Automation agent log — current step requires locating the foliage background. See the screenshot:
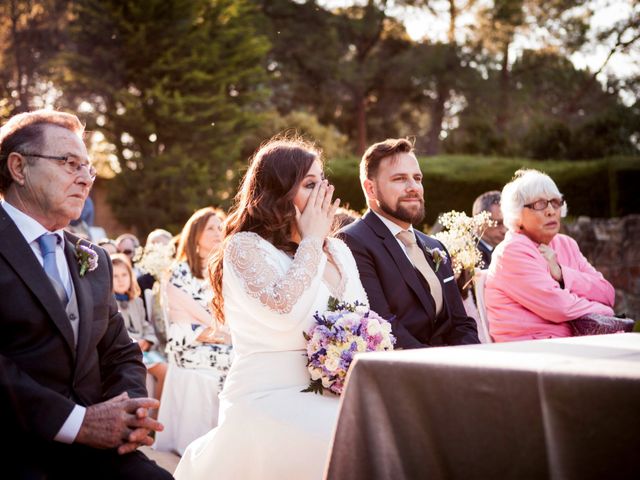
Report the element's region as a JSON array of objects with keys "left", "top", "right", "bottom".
[
  {"left": 327, "top": 155, "right": 639, "bottom": 228},
  {"left": 0, "top": 0, "right": 638, "bottom": 236}
]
